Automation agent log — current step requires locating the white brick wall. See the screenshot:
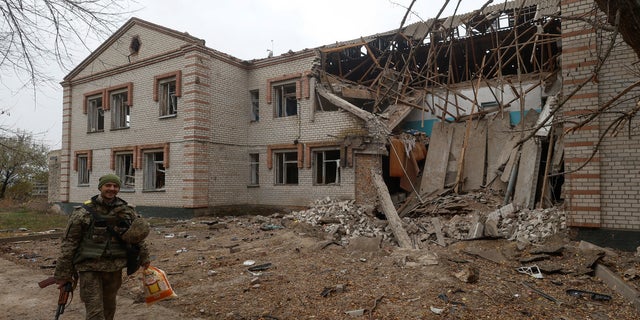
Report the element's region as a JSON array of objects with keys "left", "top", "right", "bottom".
[{"left": 62, "top": 19, "right": 361, "bottom": 209}]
